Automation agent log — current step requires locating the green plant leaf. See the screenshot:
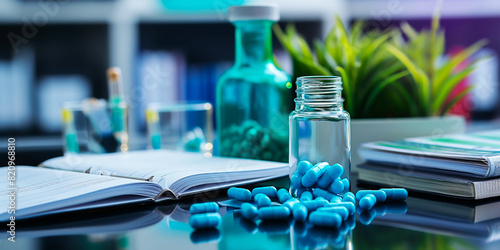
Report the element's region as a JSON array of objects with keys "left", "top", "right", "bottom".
[
  {"left": 292, "top": 57, "right": 331, "bottom": 77},
  {"left": 314, "top": 40, "right": 336, "bottom": 73},
  {"left": 388, "top": 82, "right": 419, "bottom": 117},
  {"left": 386, "top": 44, "right": 430, "bottom": 113},
  {"left": 273, "top": 24, "right": 298, "bottom": 57},
  {"left": 401, "top": 22, "right": 418, "bottom": 40},
  {"left": 434, "top": 40, "right": 487, "bottom": 91},
  {"left": 358, "top": 32, "right": 392, "bottom": 83},
  {"left": 360, "top": 59, "right": 405, "bottom": 100},
  {"left": 350, "top": 21, "right": 364, "bottom": 45},
  {"left": 431, "top": 65, "right": 475, "bottom": 115},
  {"left": 273, "top": 24, "right": 330, "bottom": 78},
  {"left": 336, "top": 66, "right": 353, "bottom": 115},
  {"left": 361, "top": 71, "right": 410, "bottom": 116},
  {"left": 439, "top": 85, "right": 473, "bottom": 116}
]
